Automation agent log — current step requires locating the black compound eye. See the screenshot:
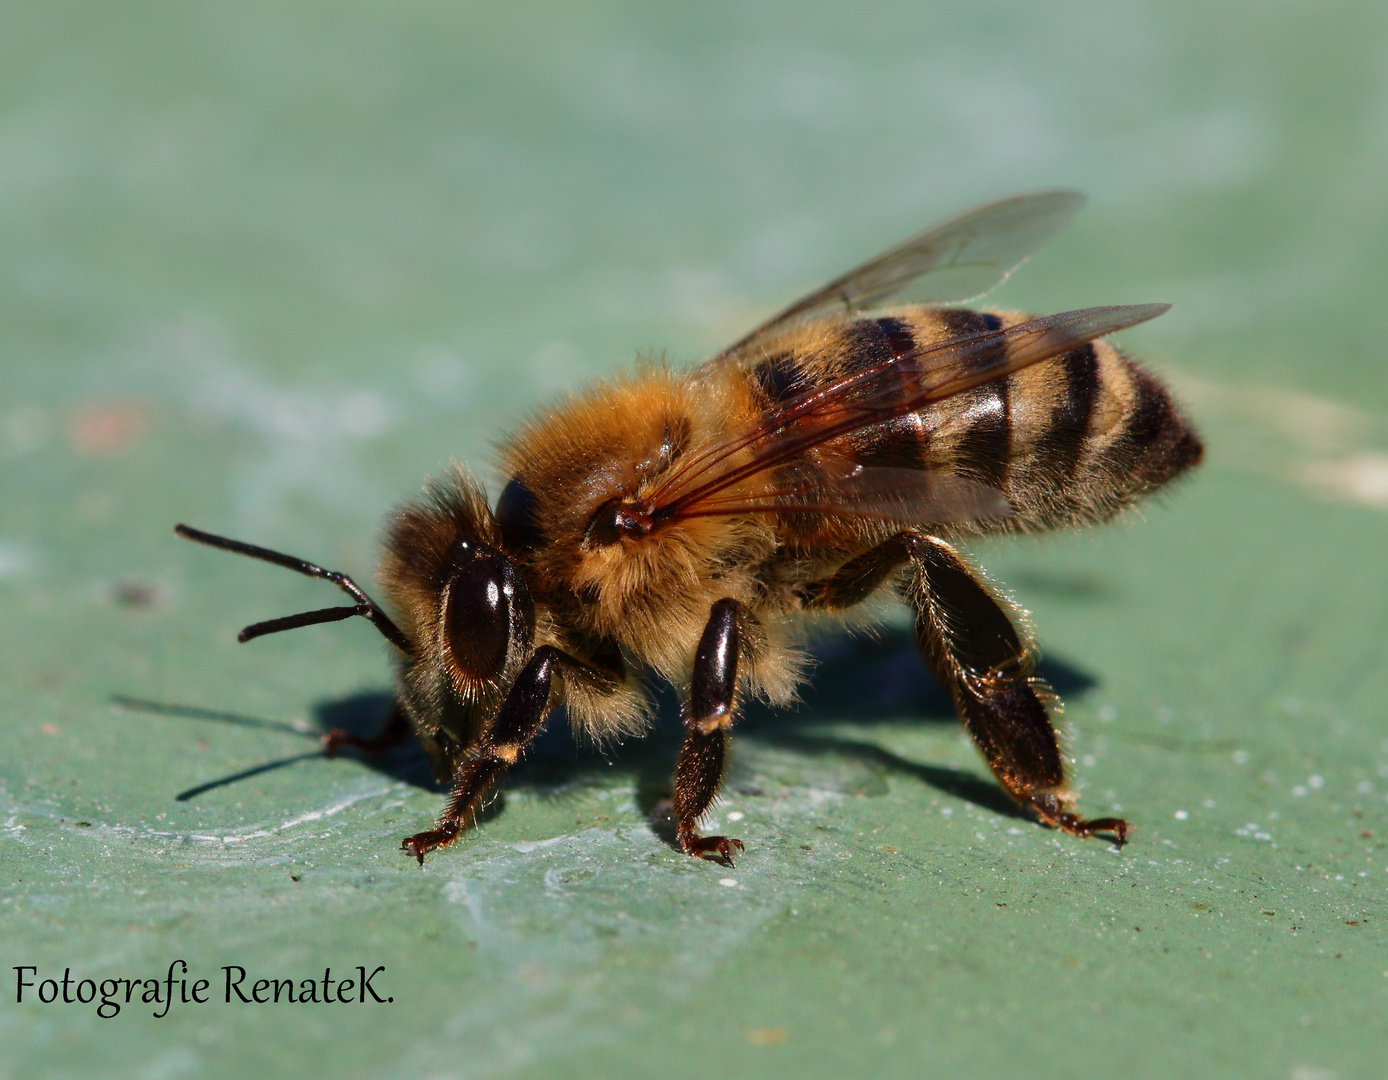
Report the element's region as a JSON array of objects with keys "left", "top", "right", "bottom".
[
  {"left": 444, "top": 554, "right": 513, "bottom": 678},
  {"left": 495, "top": 478, "right": 544, "bottom": 553}
]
